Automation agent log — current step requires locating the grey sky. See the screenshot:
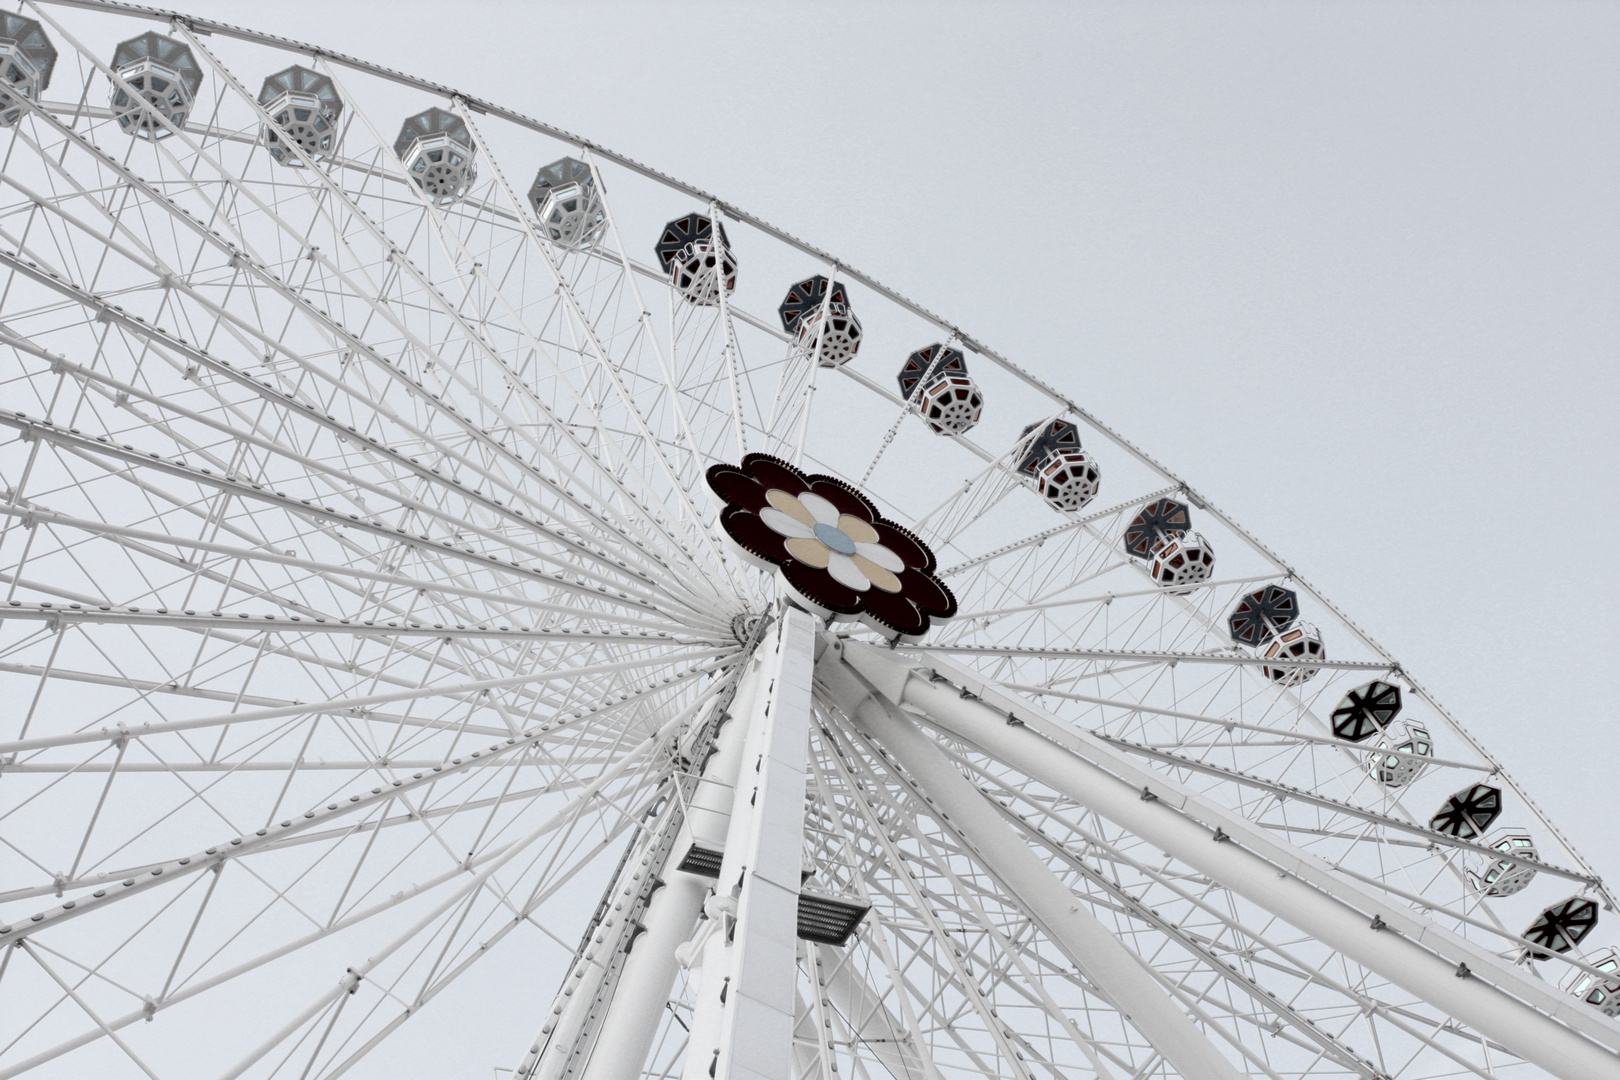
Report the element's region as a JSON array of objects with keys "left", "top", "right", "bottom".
[{"left": 171, "top": 0, "right": 1620, "bottom": 1017}]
